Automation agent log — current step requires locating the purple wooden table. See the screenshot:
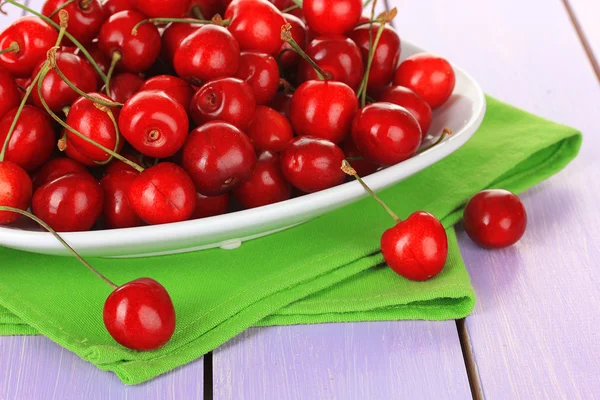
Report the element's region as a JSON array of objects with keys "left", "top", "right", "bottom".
[{"left": 2, "top": 0, "right": 600, "bottom": 399}]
